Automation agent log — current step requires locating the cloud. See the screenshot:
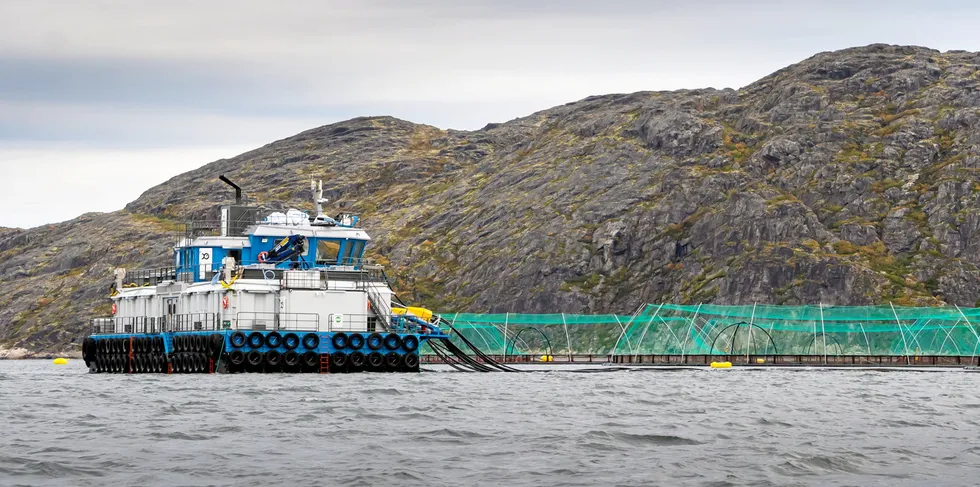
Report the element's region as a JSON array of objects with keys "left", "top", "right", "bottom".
[
  {"left": 0, "top": 145, "right": 252, "bottom": 228},
  {"left": 1, "top": 0, "right": 979, "bottom": 227}
]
